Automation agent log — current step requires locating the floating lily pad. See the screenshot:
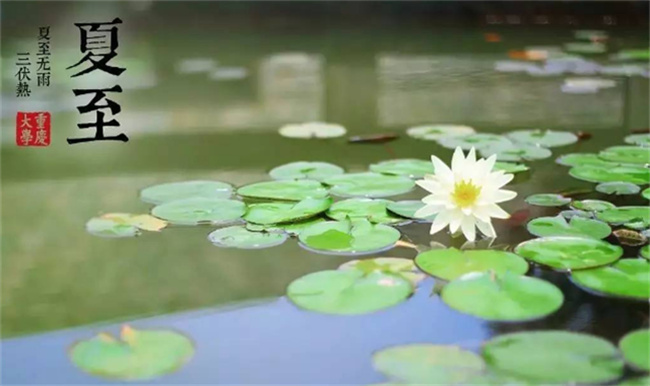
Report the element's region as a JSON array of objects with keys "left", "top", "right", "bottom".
[
  {"left": 140, "top": 180, "right": 233, "bottom": 204},
  {"left": 526, "top": 216, "right": 611, "bottom": 239},
  {"left": 525, "top": 193, "right": 571, "bottom": 207},
  {"left": 571, "top": 258, "right": 650, "bottom": 300},
  {"left": 372, "top": 344, "right": 485, "bottom": 384},
  {"left": 480, "top": 143, "right": 552, "bottom": 162},
  {"left": 482, "top": 331, "right": 624, "bottom": 384},
  {"left": 613, "top": 229, "right": 647, "bottom": 246},
  {"left": 86, "top": 217, "right": 140, "bottom": 238},
  {"left": 406, "top": 124, "right": 475, "bottom": 141},
  {"left": 438, "top": 133, "right": 512, "bottom": 151},
  {"left": 100, "top": 213, "right": 168, "bottom": 232},
  {"left": 619, "top": 329, "right": 650, "bottom": 371},
  {"left": 596, "top": 206, "right": 650, "bottom": 228},
  {"left": 245, "top": 217, "right": 326, "bottom": 236},
  {"left": 506, "top": 129, "right": 578, "bottom": 148},
  {"left": 244, "top": 197, "right": 331, "bottom": 225},
  {"left": 369, "top": 159, "right": 434, "bottom": 179},
  {"left": 493, "top": 162, "right": 530, "bottom": 174},
  {"left": 237, "top": 180, "right": 329, "bottom": 201},
  {"left": 574, "top": 29, "right": 608, "bottom": 40},
  {"left": 322, "top": 172, "right": 414, "bottom": 198},
  {"left": 339, "top": 257, "right": 426, "bottom": 286},
  {"left": 298, "top": 219, "right": 401, "bottom": 256},
  {"left": 625, "top": 134, "right": 650, "bottom": 147},
  {"left": 599, "top": 146, "right": 650, "bottom": 165},
  {"left": 415, "top": 248, "right": 528, "bottom": 281},
  {"left": 596, "top": 182, "right": 642, "bottom": 195},
  {"left": 441, "top": 272, "right": 563, "bottom": 321},
  {"left": 569, "top": 164, "right": 650, "bottom": 185},
  {"left": 643, "top": 187, "right": 650, "bottom": 200},
  {"left": 514, "top": 236, "right": 622, "bottom": 271},
  {"left": 387, "top": 200, "right": 436, "bottom": 222},
  {"left": 571, "top": 199, "right": 616, "bottom": 212},
  {"left": 69, "top": 326, "right": 194, "bottom": 380},
  {"left": 556, "top": 153, "right": 617, "bottom": 168},
  {"left": 564, "top": 42, "right": 607, "bottom": 54},
  {"left": 208, "top": 225, "right": 287, "bottom": 249},
  {"left": 641, "top": 245, "right": 649, "bottom": 260},
  {"left": 278, "top": 122, "right": 346, "bottom": 139},
  {"left": 151, "top": 198, "right": 245, "bottom": 226},
  {"left": 617, "top": 376, "right": 650, "bottom": 386},
  {"left": 286, "top": 270, "right": 412, "bottom": 315},
  {"left": 326, "top": 198, "right": 404, "bottom": 225},
  {"left": 269, "top": 161, "right": 344, "bottom": 181}
]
